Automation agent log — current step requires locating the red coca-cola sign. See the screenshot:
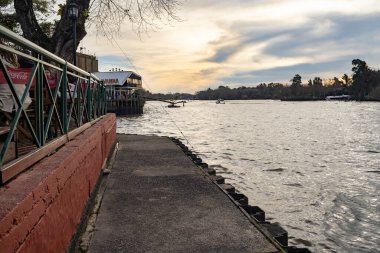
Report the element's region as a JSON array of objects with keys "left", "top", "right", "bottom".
[
  {"left": 10, "top": 70, "right": 29, "bottom": 80},
  {"left": 0, "top": 67, "right": 35, "bottom": 85},
  {"left": 0, "top": 67, "right": 60, "bottom": 87}
]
